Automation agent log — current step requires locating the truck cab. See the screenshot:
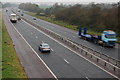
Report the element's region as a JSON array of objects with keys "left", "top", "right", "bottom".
[
  {"left": 101, "top": 30, "right": 117, "bottom": 47},
  {"left": 10, "top": 14, "right": 17, "bottom": 23}
]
